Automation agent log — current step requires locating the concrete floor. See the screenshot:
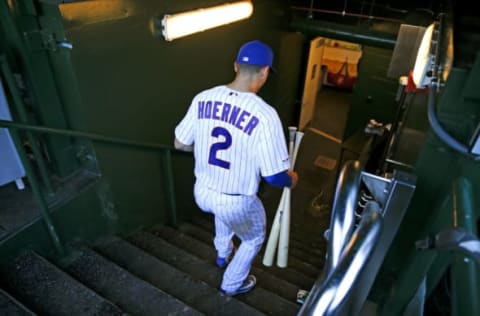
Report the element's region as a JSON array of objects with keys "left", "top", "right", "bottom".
[
  {"left": 0, "top": 181, "right": 38, "bottom": 240},
  {"left": 0, "top": 170, "right": 98, "bottom": 240},
  {"left": 254, "top": 85, "right": 359, "bottom": 295},
  {"left": 261, "top": 85, "right": 353, "bottom": 232}
]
